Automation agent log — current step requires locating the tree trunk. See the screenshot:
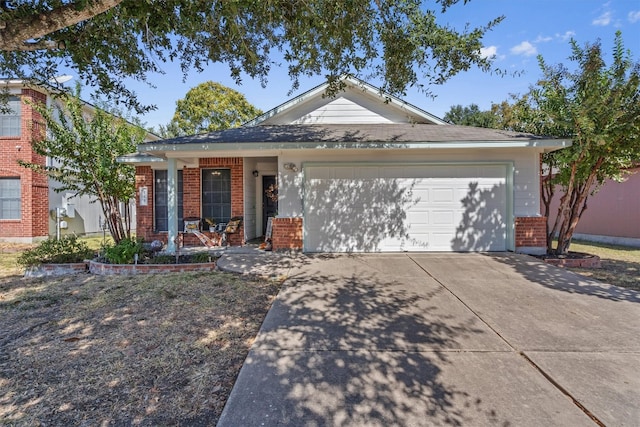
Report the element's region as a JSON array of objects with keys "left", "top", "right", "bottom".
[
  {"left": 554, "top": 158, "right": 604, "bottom": 254},
  {"left": 0, "top": 0, "right": 124, "bottom": 51},
  {"left": 540, "top": 171, "right": 555, "bottom": 254}
]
